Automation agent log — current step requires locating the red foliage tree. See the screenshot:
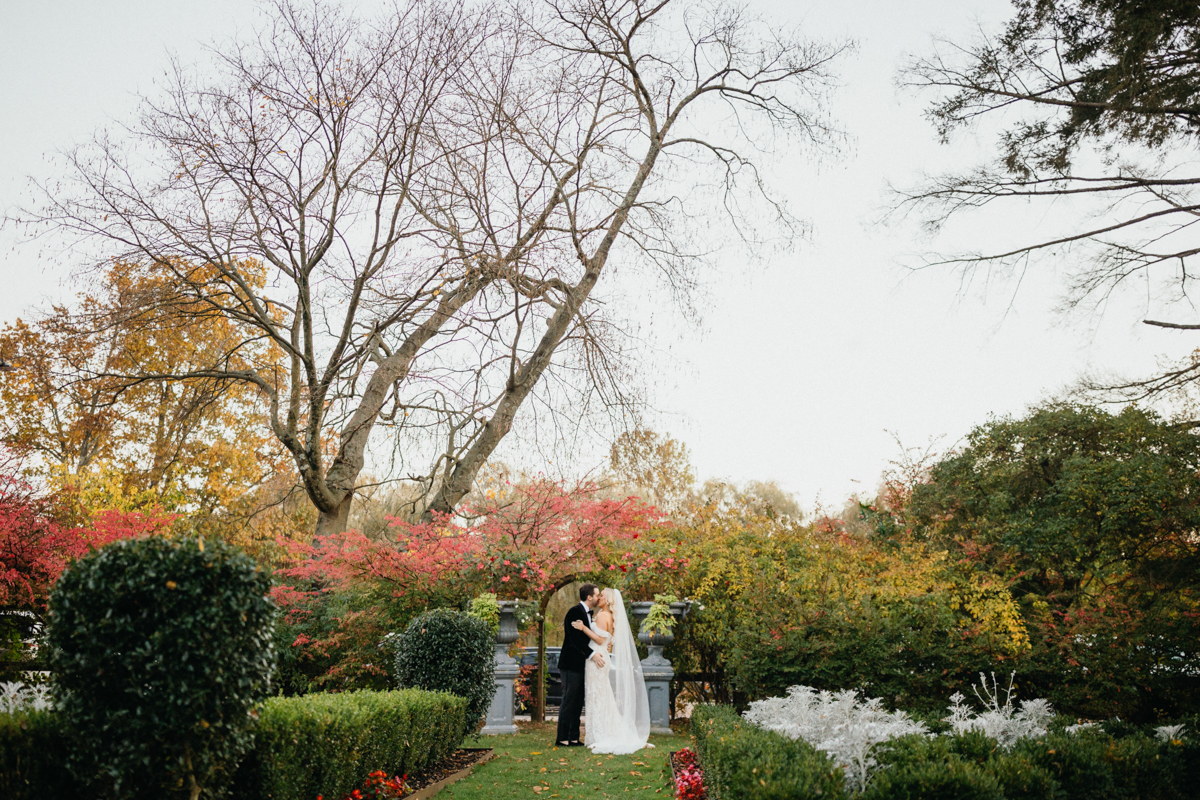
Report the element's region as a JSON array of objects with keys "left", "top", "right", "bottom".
[
  {"left": 0, "top": 469, "right": 174, "bottom": 668},
  {"left": 272, "top": 478, "right": 661, "bottom": 709},
  {"left": 456, "top": 478, "right": 662, "bottom": 720}
]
